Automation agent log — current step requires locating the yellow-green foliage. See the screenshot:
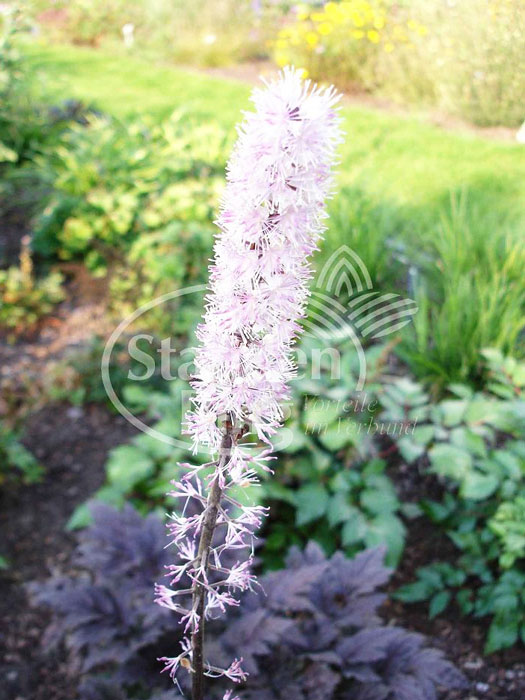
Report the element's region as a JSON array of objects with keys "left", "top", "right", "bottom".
[
  {"left": 407, "top": 0, "right": 525, "bottom": 126},
  {"left": 0, "top": 237, "right": 64, "bottom": 336}
]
